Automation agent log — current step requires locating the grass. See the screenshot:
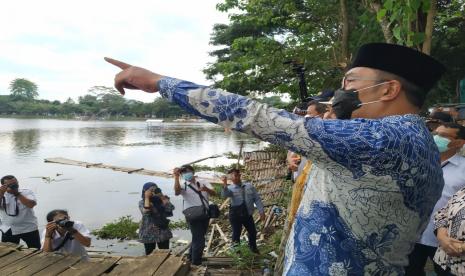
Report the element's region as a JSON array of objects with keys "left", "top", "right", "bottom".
[
  {"left": 92, "top": 215, "right": 139, "bottom": 240},
  {"left": 92, "top": 215, "right": 190, "bottom": 240},
  {"left": 226, "top": 240, "right": 277, "bottom": 271}
]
